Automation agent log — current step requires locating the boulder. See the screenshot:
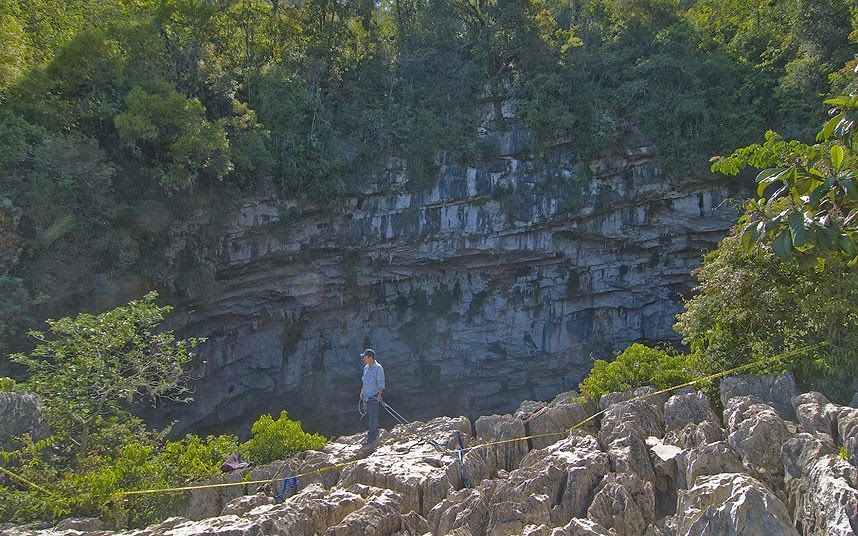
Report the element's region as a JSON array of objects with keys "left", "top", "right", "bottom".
[
  {"left": 684, "top": 441, "right": 744, "bottom": 488},
  {"left": 501, "top": 432, "right": 611, "bottom": 528},
  {"left": 598, "top": 394, "right": 665, "bottom": 484},
  {"left": 221, "top": 493, "right": 275, "bottom": 516},
  {"left": 183, "top": 466, "right": 254, "bottom": 520},
  {"left": 323, "top": 487, "right": 404, "bottom": 536},
  {"left": 0, "top": 391, "right": 50, "bottom": 452},
  {"left": 723, "top": 396, "right": 795, "bottom": 492},
  {"left": 644, "top": 436, "right": 682, "bottom": 517},
  {"left": 599, "top": 387, "right": 669, "bottom": 415},
  {"left": 836, "top": 405, "right": 858, "bottom": 467},
  {"left": 663, "top": 391, "right": 720, "bottom": 433},
  {"left": 518, "top": 399, "right": 592, "bottom": 450},
  {"left": 426, "top": 483, "right": 492, "bottom": 536},
  {"left": 600, "top": 397, "right": 665, "bottom": 446},
  {"left": 671, "top": 473, "right": 799, "bottom": 536},
  {"left": 662, "top": 419, "right": 725, "bottom": 449},
  {"left": 549, "top": 518, "right": 613, "bottom": 535},
  {"left": 586, "top": 473, "right": 654, "bottom": 536},
  {"left": 485, "top": 492, "right": 553, "bottom": 535},
  {"left": 793, "top": 391, "right": 858, "bottom": 467},
  {"left": 474, "top": 413, "right": 529, "bottom": 473},
  {"left": 792, "top": 391, "right": 839, "bottom": 439},
  {"left": 720, "top": 373, "right": 797, "bottom": 422},
  {"left": 782, "top": 433, "right": 858, "bottom": 536}
]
